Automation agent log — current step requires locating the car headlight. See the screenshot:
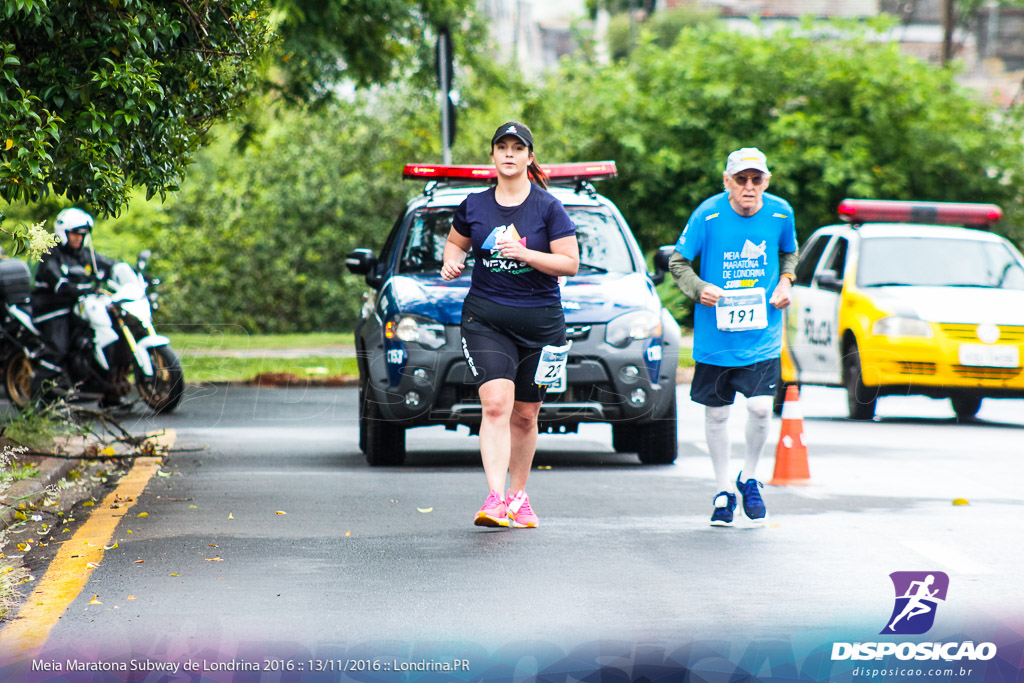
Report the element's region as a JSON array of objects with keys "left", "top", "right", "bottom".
[
  {"left": 605, "top": 310, "right": 662, "bottom": 348},
  {"left": 872, "top": 316, "right": 933, "bottom": 338},
  {"left": 385, "top": 315, "right": 447, "bottom": 349}
]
